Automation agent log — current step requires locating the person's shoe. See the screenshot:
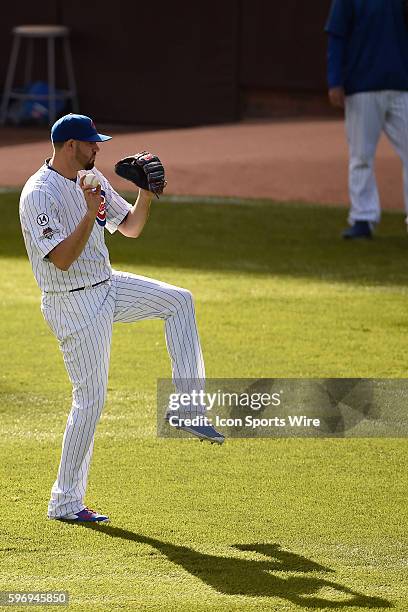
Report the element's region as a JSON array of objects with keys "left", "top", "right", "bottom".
[
  {"left": 342, "top": 221, "right": 373, "bottom": 239},
  {"left": 183, "top": 422, "right": 225, "bottom": 445},
  {"left": 166, "top": 411, "right": 225, "bottom": 445},
  {"left": 51, "top": 507, "right": 110, "bottom": 523}
]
